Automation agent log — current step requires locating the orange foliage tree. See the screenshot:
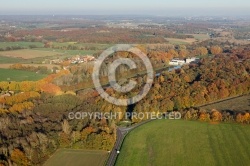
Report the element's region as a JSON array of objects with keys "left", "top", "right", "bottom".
[
  {"left": 10, "top": 149, "right": 30, "bottom": 166},
  {"left": 211, "top": 109, "right": 222, "bottom": 122},
  {"left": 199, "top": 112, "right": 210, "bottom": 122},
  {"left": 168, "top": 49, "right": 179, "bottom": 57},
  {"left": 40, "top": 83, "right": 61, "bottom": 94},
  {"left": 210, "top": 46, "right": 223, "bottom": 55}
]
